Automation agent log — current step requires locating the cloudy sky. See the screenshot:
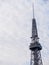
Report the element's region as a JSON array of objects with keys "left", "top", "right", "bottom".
[{"left": 0, "top": 0, "right": 49, "bottom": 65}]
